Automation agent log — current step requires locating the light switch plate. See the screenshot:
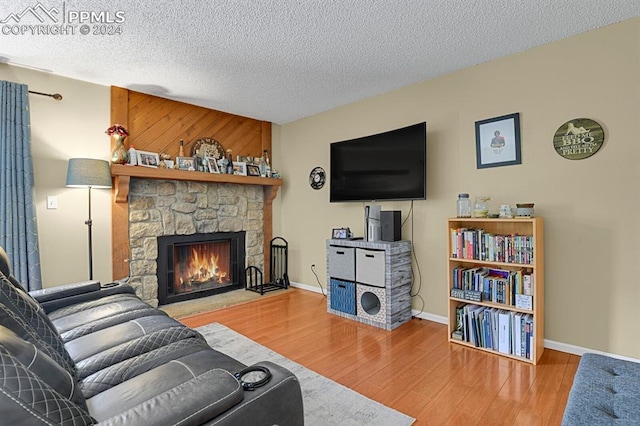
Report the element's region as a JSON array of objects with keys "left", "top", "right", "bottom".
[{"left": 46, "top": 196, "right": 58, "bottom": 209}]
